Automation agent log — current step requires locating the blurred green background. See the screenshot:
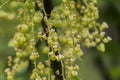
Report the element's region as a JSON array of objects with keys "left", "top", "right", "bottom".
[{"left": 0, "top": 0, "right": 120, "bottom": 80}]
